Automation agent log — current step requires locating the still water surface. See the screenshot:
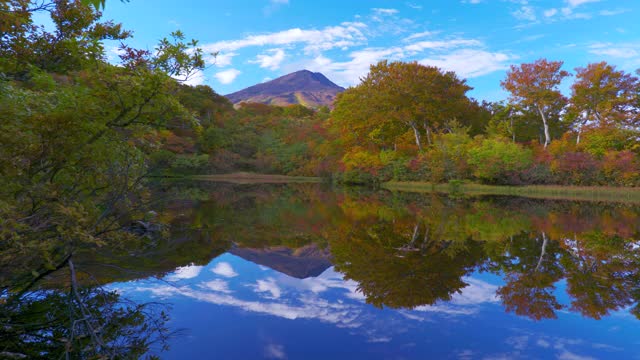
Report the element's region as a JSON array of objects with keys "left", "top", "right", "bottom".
[{"left": 114, "top": 183, "right": 640, "bottom": 359}]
